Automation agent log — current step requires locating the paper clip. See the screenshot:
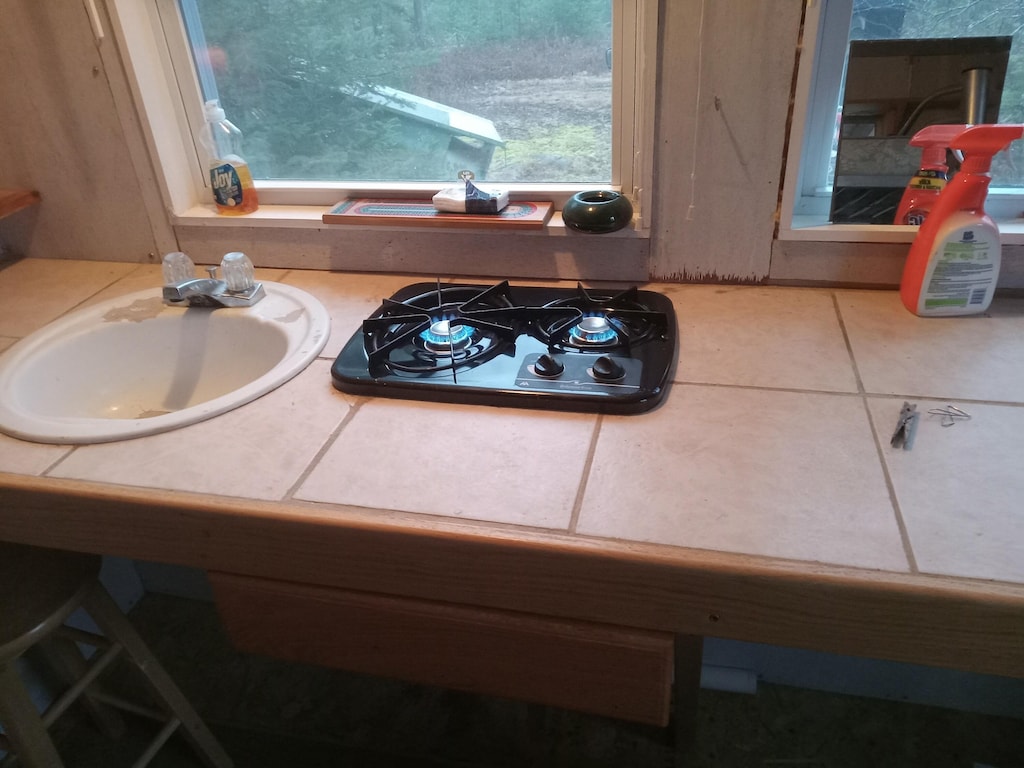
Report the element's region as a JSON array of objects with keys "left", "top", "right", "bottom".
[{"left": 927, "top": 405, "right": 971, "bottom": 428}]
